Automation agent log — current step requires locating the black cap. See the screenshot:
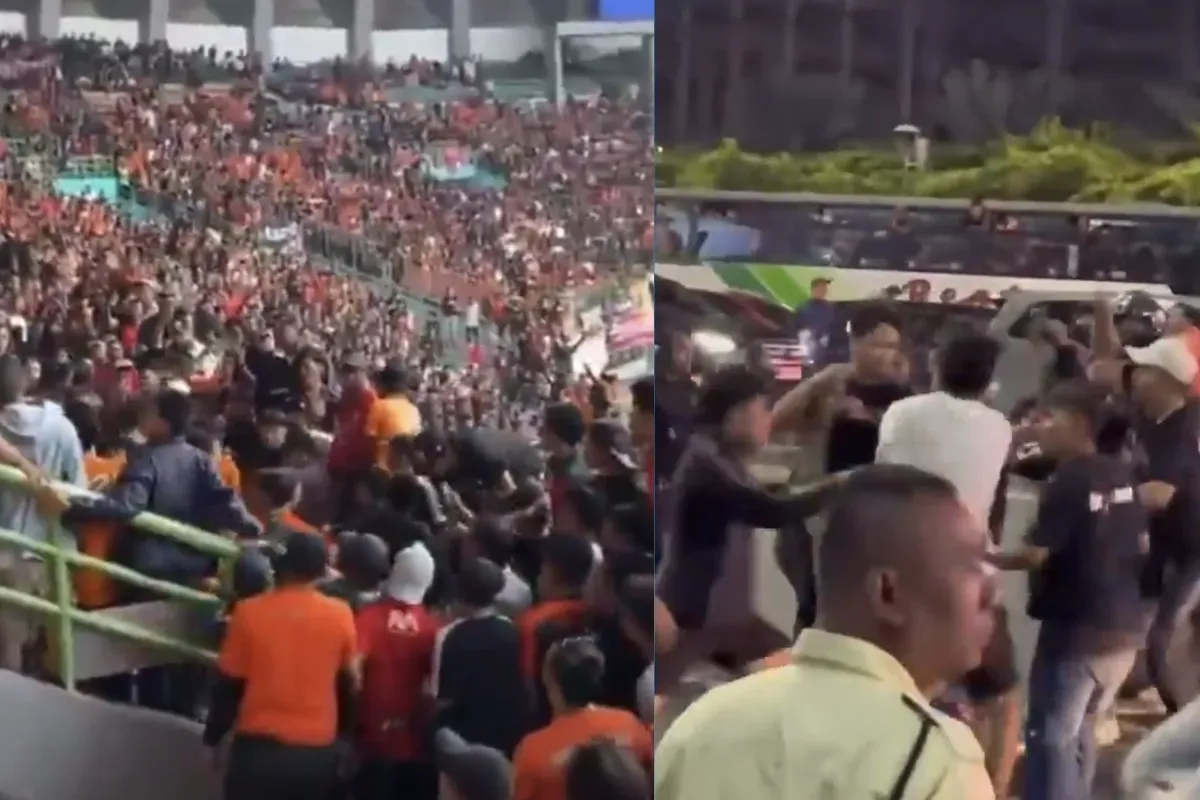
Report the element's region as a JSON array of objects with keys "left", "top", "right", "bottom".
[
  {"left": 586, "top": 419, "right": 638, "bottom": 470},
  {"left": 274, "top": 531, "right": 328, "bottom": 582},
  {"left": 336, "top": 532, "right": 391, "bottom": 584},
  {"left": 811, "top": 276, "right": 832, "bottom": 287},
  {"left": 377, "top": 358, "right": 408, "bottom": 392},
  {"left": 543, "top": 402, "right": 585, "bottom": 447},
  {"left": 458, "top": 557, "right": 506, "bottom": 608},
  {"left": 230, "top": 548, "right": 273, "bottom": 600},
  {"left": 434, "top": 728, "right": 512, "bottom": 800}
]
